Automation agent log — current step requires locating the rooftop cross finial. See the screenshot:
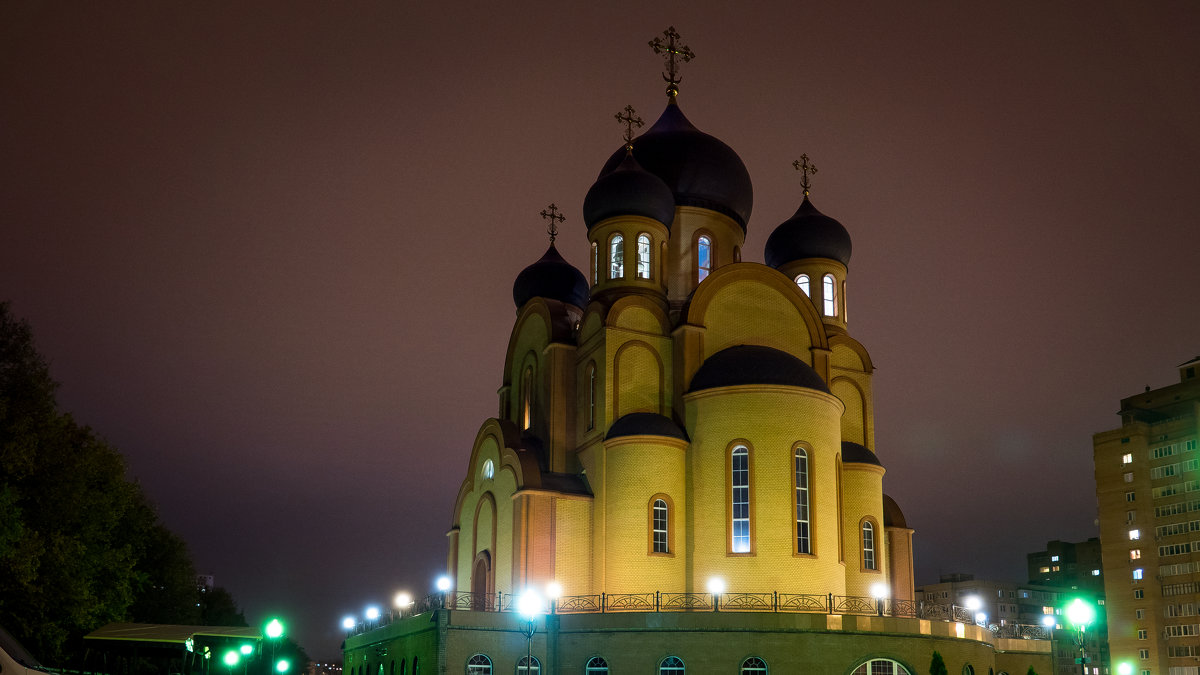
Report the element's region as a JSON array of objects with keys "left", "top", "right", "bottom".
[
  {"left": 792, "top": 154, "right": 818, "bottom": 197},
  {"left": 539, "top": 203, "right": 565, "bottom": 243},
  {"left": 615, "top": 105, "right": 644, "bottom": 147},
  {"left": 649, "top": 26, "right": 694, "bottom": 99}
]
